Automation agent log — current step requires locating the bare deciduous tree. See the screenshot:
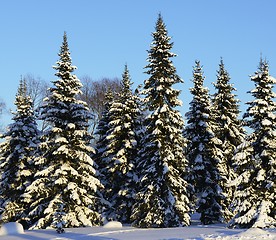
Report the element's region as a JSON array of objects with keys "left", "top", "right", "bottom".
[
  {"left": 79, "top": 76, "right": 122, "bottom": 134},
  {"left": 21, "top": 74, "right": 121, "bottom": 134},
  {"left": 0, "top": 99, "right": 6, "bottom": 132},
  {"left": 24, "top": 74, "right": 50, "bottom": 110},
  {"left": 23, "top": 74, "right": 50, "bottom": 131},
  {"left": 0, "top": 100, "right": 5, "bottom": 116}
]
